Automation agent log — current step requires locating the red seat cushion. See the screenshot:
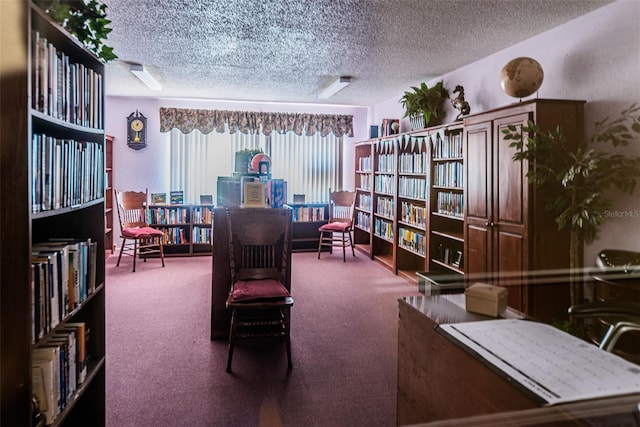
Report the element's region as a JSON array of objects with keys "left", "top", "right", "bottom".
[
  {"left": 122, "top": 226, "right": 164, "bottom": 238},
  {"left": 230, "top": 279, "right": 290, "bottom": 302},
  {"left": 319, "top": 221, "right": 352, "bottom": 232}
]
